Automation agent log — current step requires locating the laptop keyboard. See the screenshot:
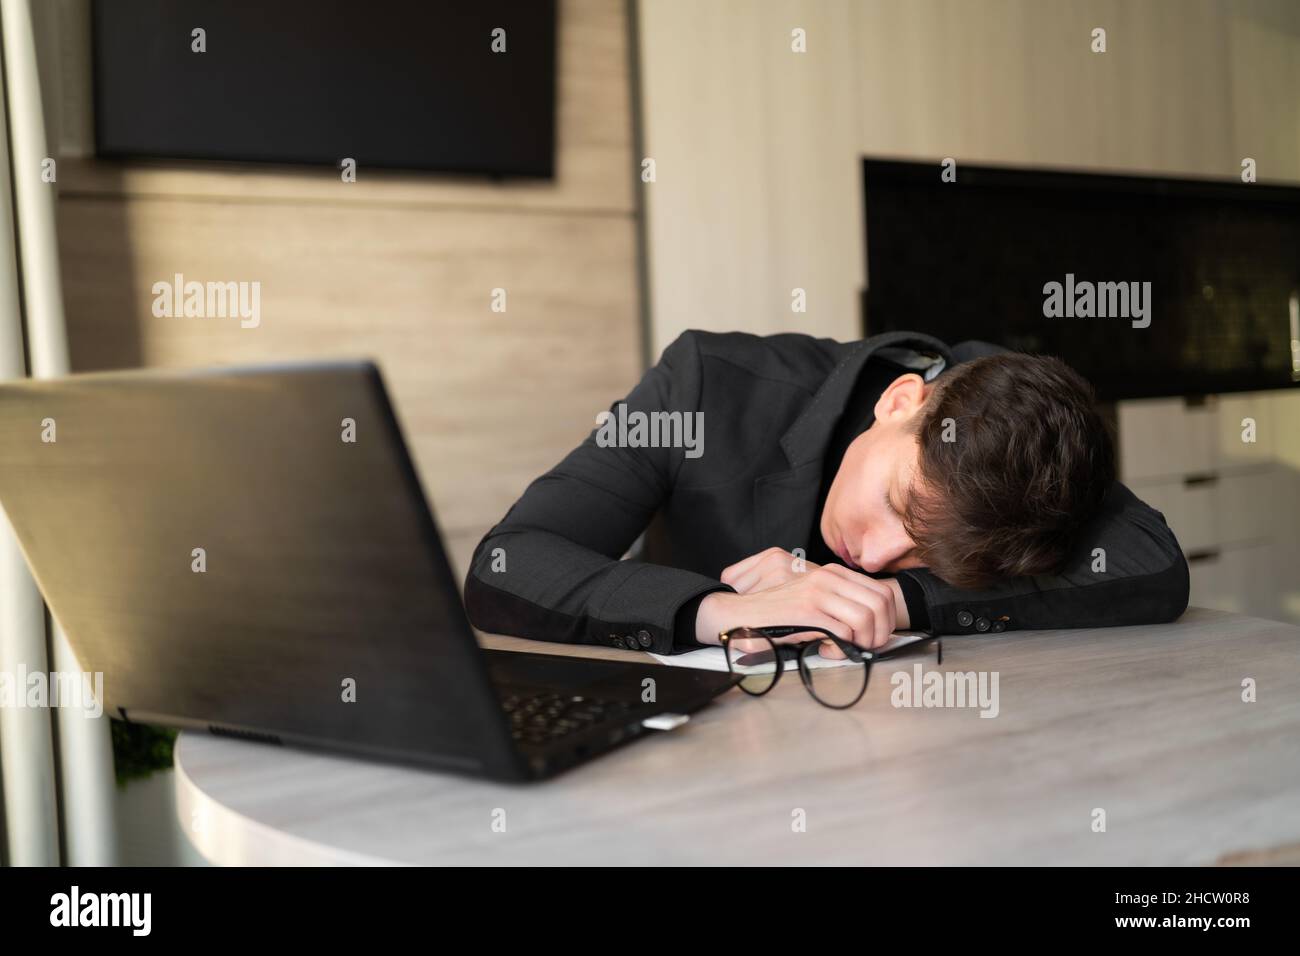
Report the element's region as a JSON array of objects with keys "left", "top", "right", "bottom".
[{"left": 499, "top": 690, "right": 633, "bottom": 746}]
